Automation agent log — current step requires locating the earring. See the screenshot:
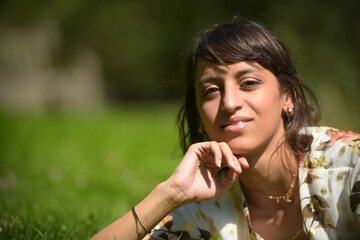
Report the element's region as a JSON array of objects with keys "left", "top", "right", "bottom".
[{"left": 286, "top": 107, "right": 295, "bottom": 117}]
